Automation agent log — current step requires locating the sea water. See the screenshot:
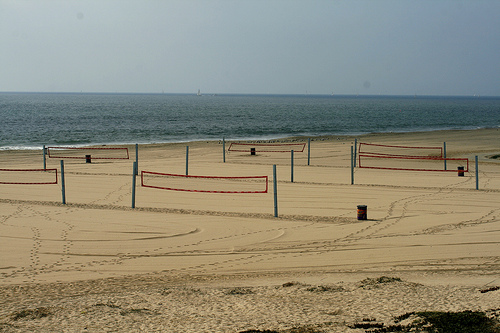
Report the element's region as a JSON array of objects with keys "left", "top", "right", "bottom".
[{"left": 1, "top": 92, "right": 499, "bottom": 150}]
